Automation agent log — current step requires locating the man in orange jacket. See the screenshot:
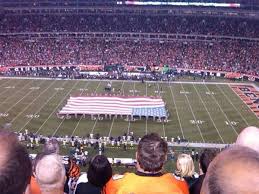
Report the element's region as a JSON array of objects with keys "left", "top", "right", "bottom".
[{"left": 105, "top": 133, "right": 189, "bottom": 194}]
